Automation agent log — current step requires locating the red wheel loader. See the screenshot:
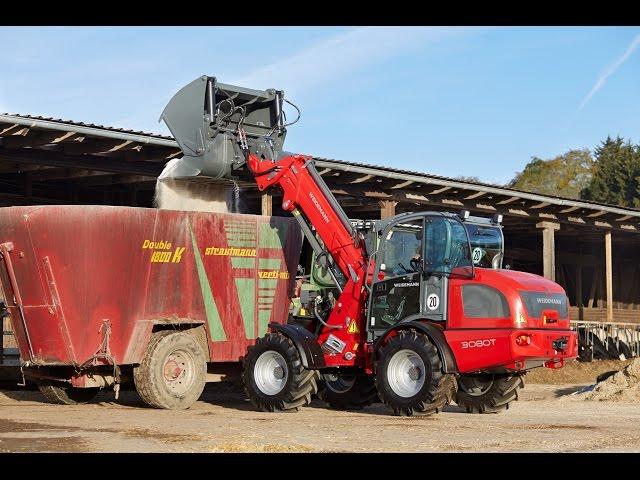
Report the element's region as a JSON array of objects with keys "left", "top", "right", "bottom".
[{"left": 160, "top": 76, "right": 578, "bottom": 416}]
